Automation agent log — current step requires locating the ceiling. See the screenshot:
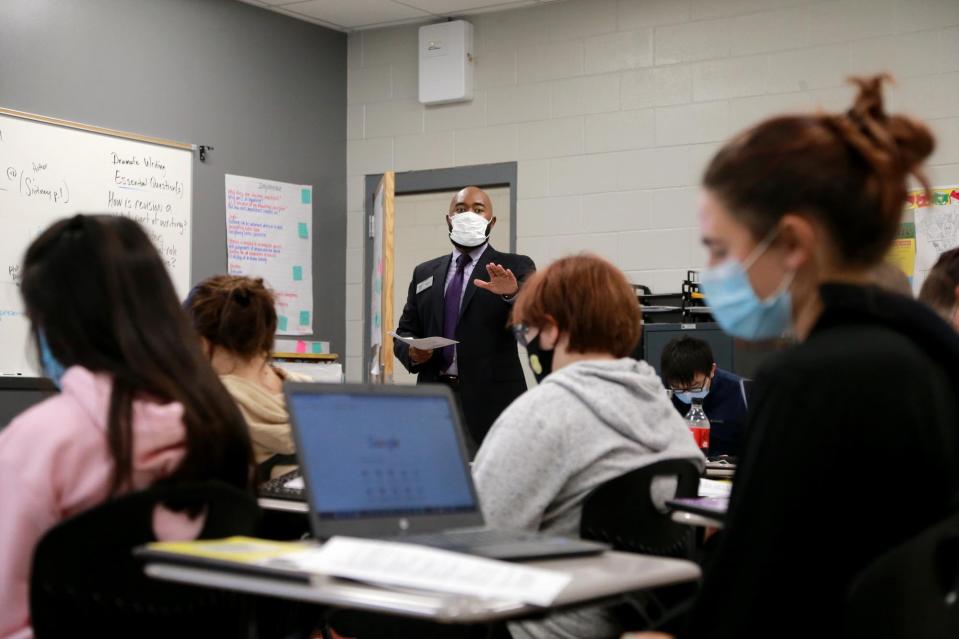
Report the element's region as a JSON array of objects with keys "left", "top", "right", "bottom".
[{"left": 236, "top": 0, "right": 560, "bottom": 32}]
